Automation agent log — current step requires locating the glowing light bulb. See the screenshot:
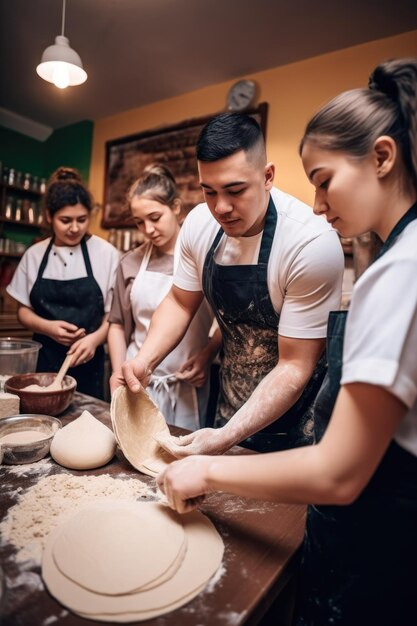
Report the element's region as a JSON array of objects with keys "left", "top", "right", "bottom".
[{"left": 52, "top": 63, "right": 70, "bottom": 89}]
